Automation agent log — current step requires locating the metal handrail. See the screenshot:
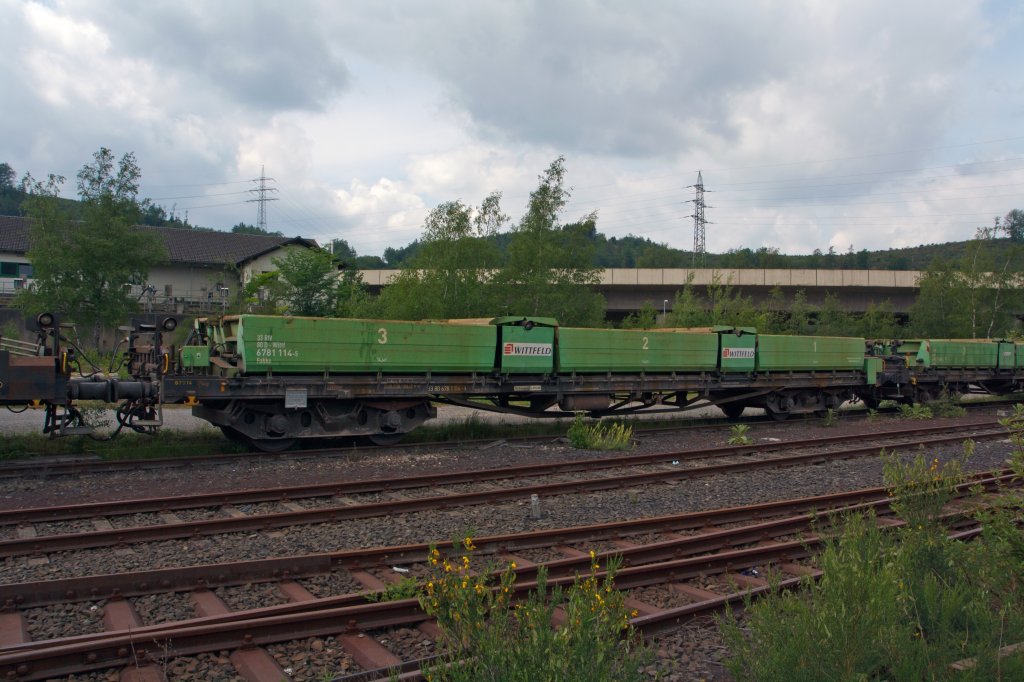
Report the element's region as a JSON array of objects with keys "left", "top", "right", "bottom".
[{"left": 0, "top": 336, "right": 43, "bottom": 357}]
